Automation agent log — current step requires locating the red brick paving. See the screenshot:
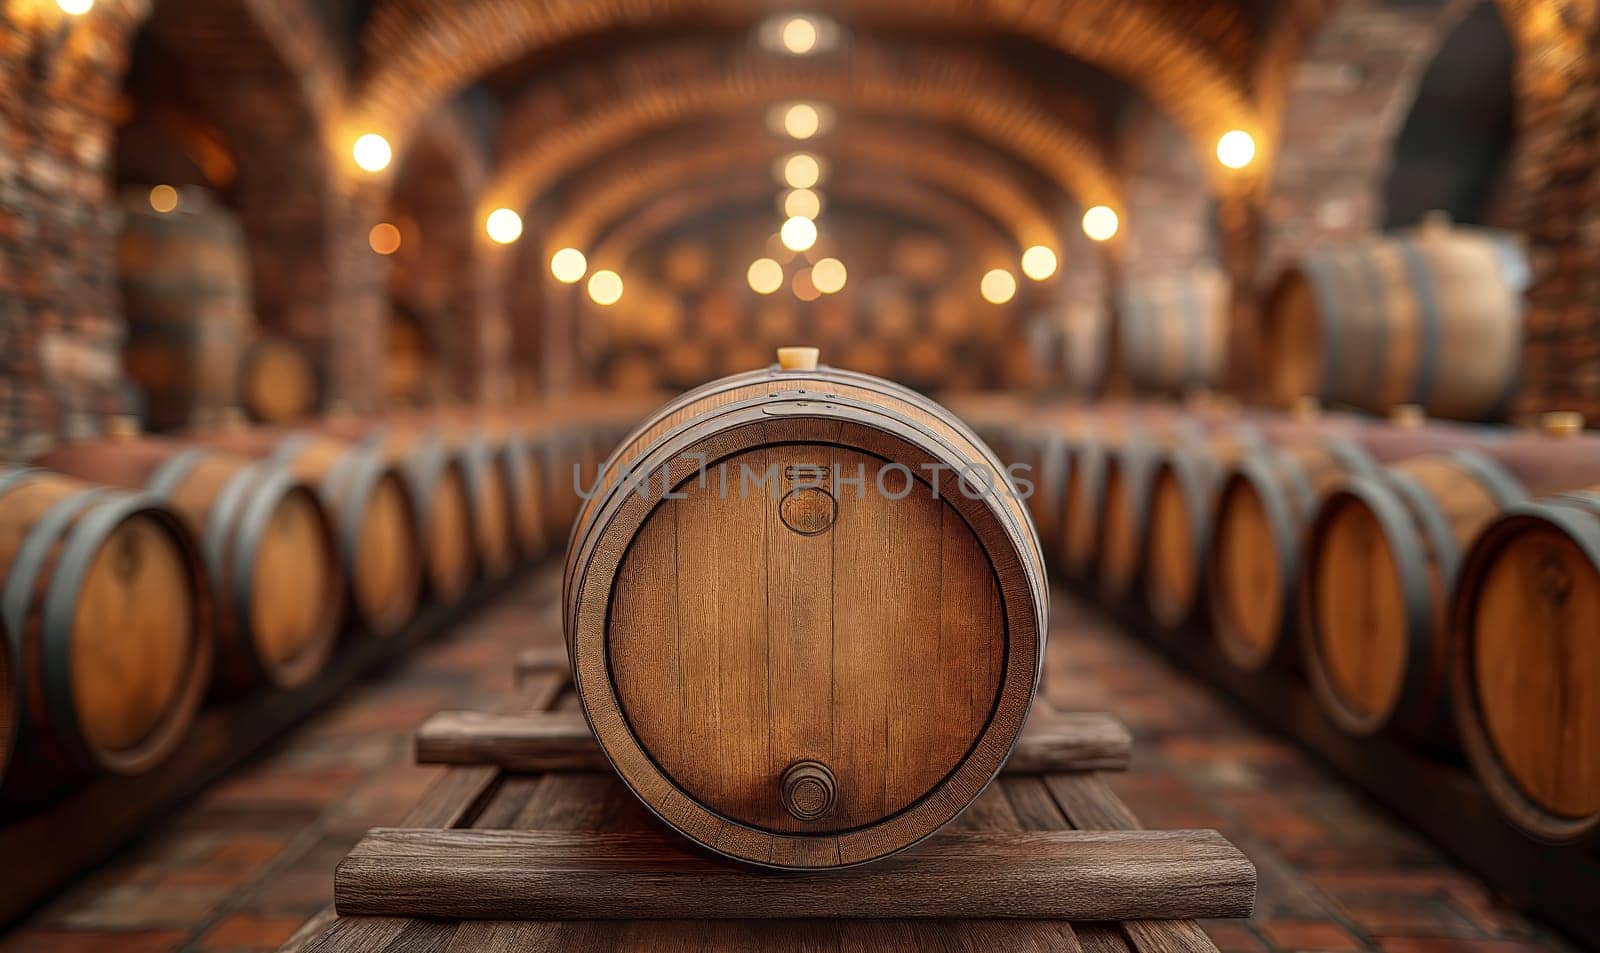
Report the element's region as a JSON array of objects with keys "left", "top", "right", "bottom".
[{"left": 0, "top": 568, "right": 1578, "bottom": 952}]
